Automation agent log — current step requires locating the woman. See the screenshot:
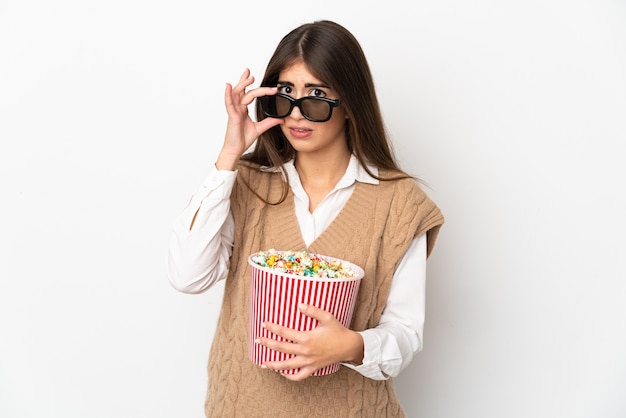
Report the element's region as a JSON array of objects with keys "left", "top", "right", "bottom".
[{"left": 168, "top": 19, "right": 444, "bottom": 418}]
